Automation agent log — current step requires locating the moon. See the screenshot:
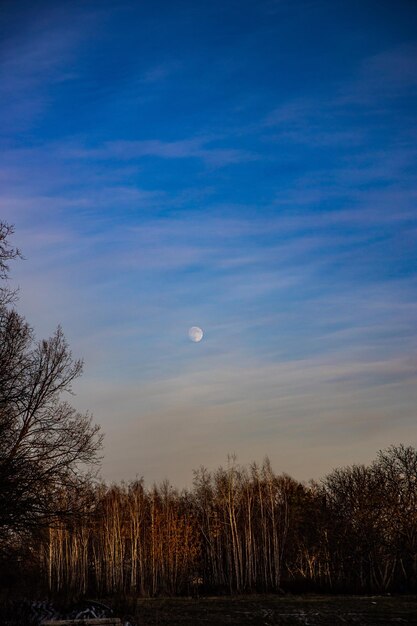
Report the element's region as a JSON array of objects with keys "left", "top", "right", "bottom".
[{"left": 188, "top": 326, "right": 204, "bottom": 343}]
